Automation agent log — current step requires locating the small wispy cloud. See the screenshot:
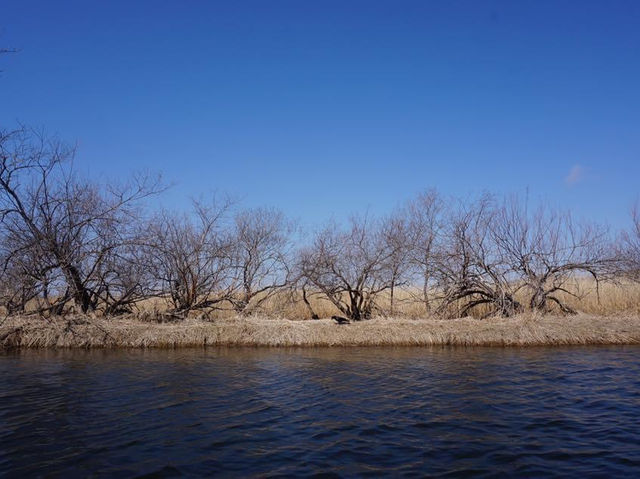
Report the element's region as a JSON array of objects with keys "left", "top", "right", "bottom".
[{"left": 565, "top": 164, "right": 586, "bottom": 186}]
